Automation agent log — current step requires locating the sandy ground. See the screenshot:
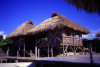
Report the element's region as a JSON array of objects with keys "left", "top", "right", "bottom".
[
  {"left": 0, "top": 54, "right": 100, "bottom": 67},
  {"left": 38, "top": 54, "right": 100, "bottom": 64},
  {"left": 0, "top": 62, "right": 35, "bottom": 67}
]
